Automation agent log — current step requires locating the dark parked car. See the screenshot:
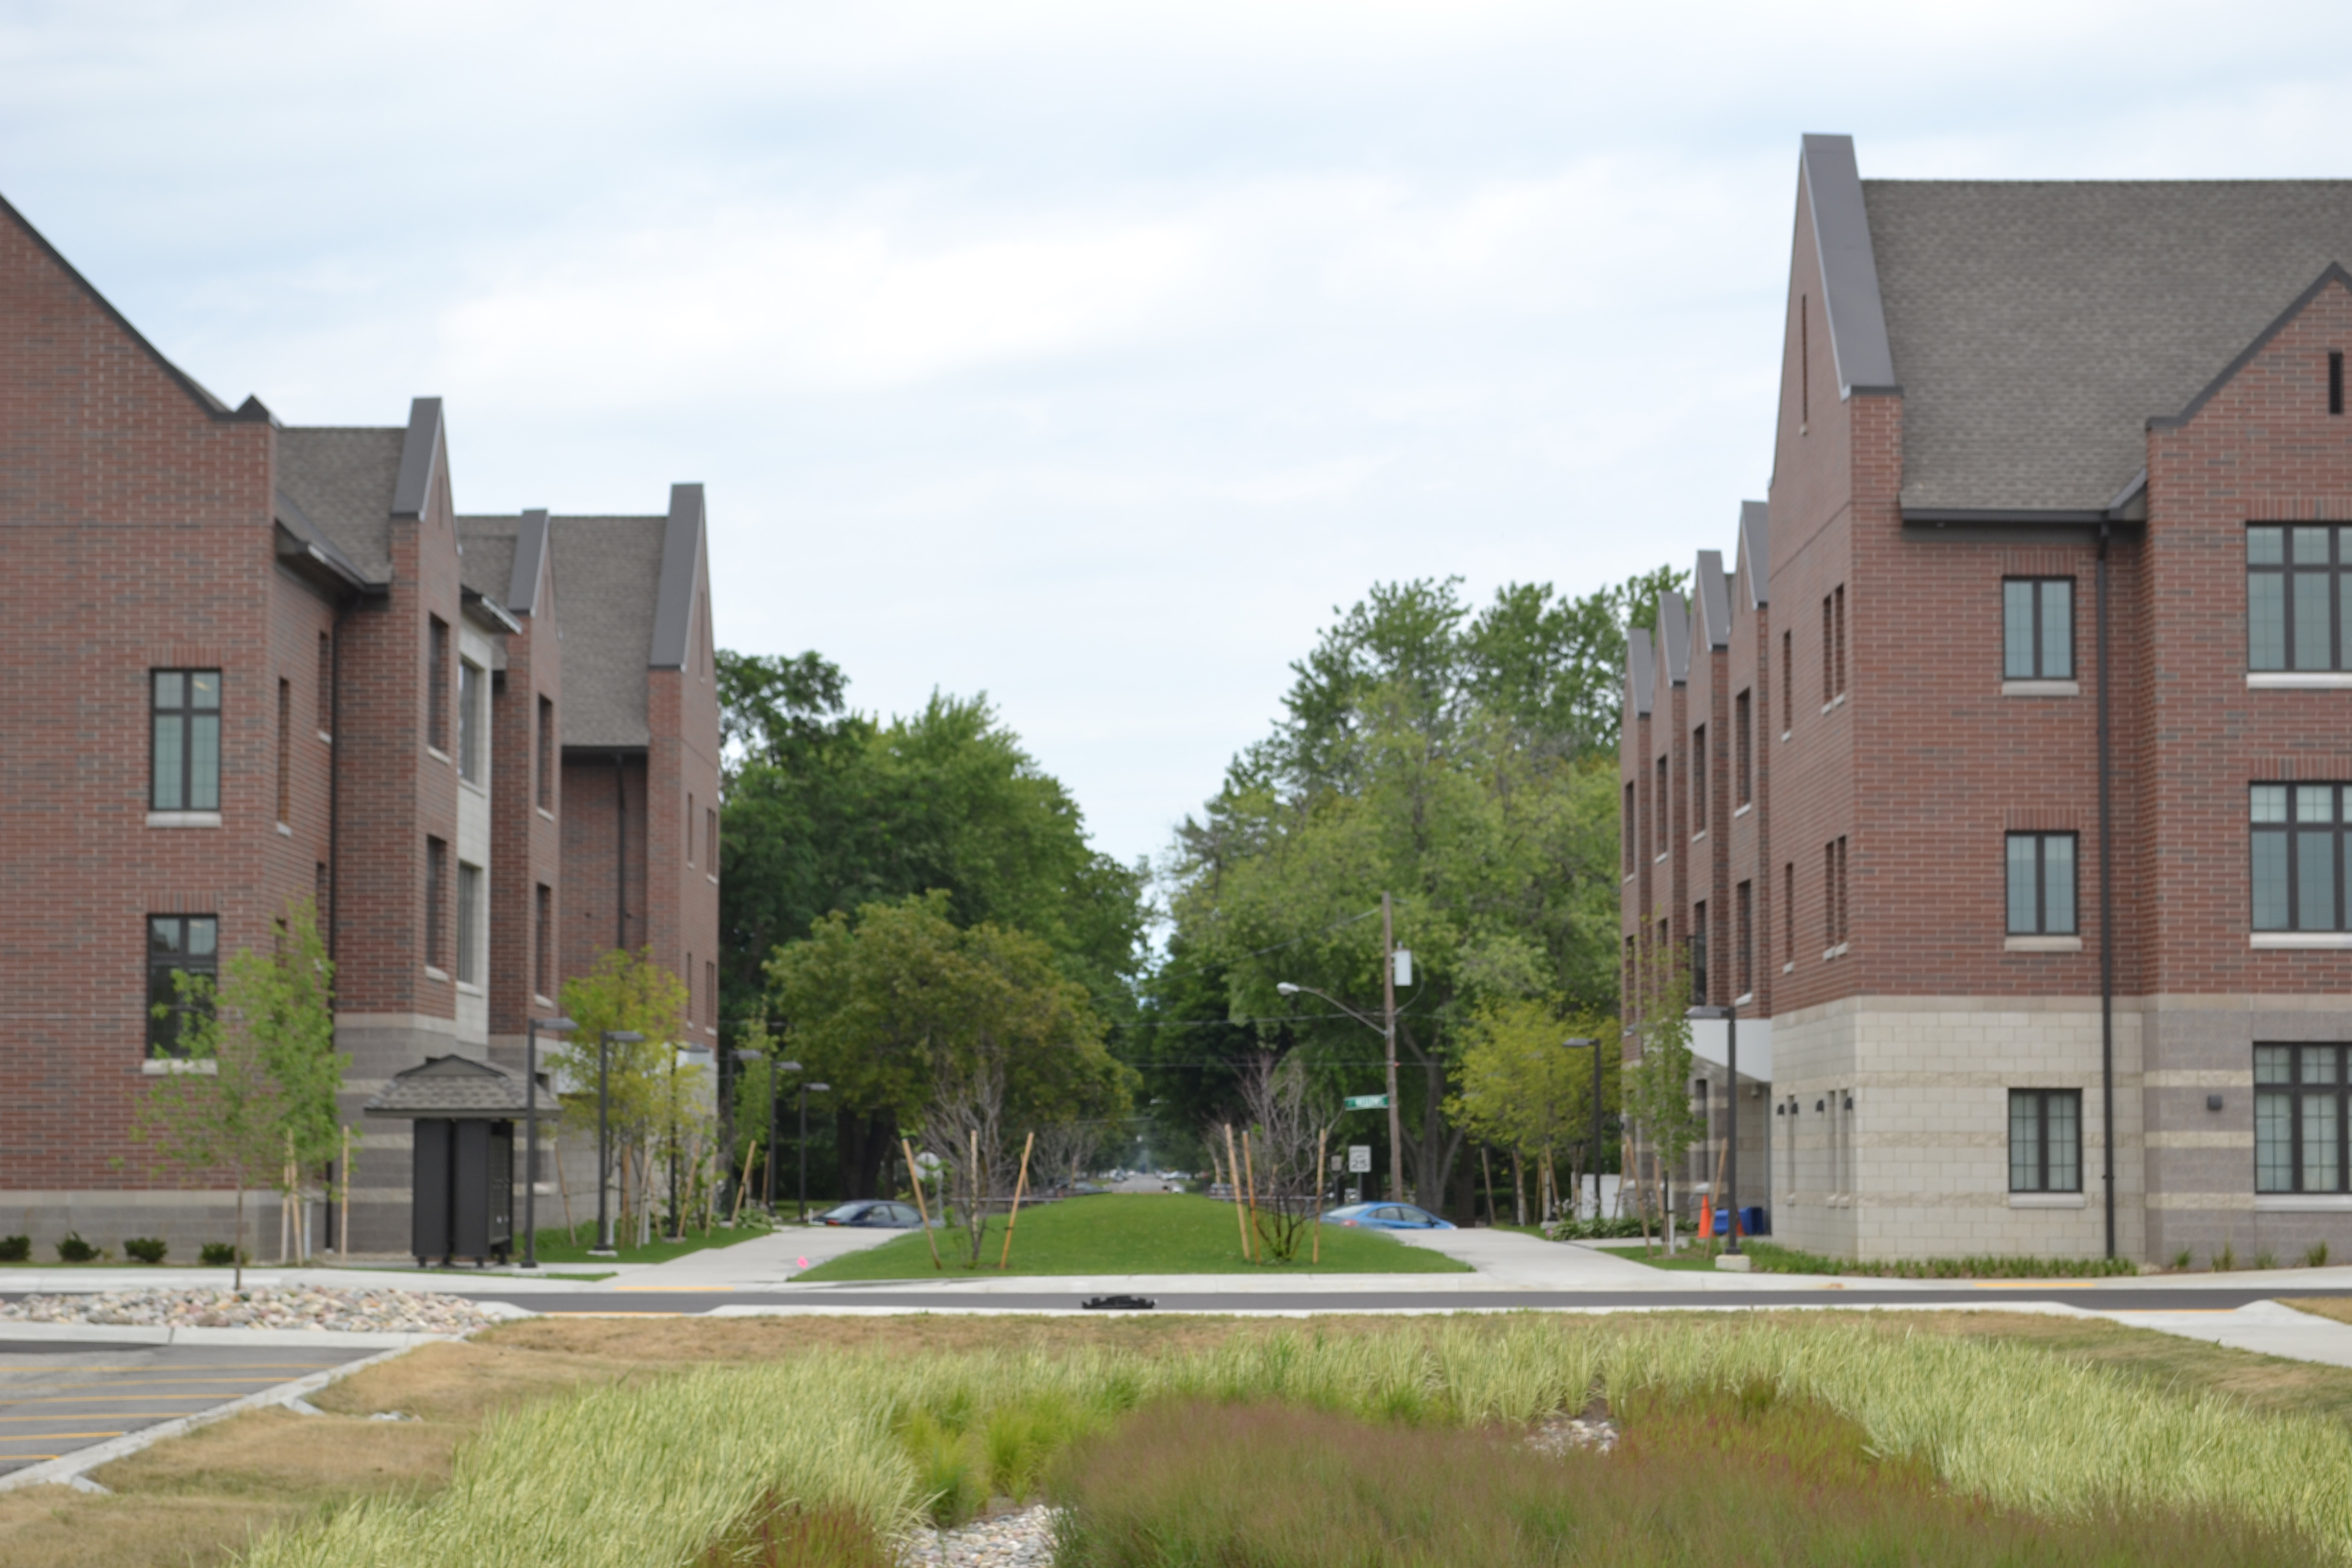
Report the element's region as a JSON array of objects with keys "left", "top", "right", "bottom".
[
  {"left": 815, "top": 1200, "right": 928, "bottom": 1228},
  {"left": 1319, "top": 1202, "right": 1456, "bottom": 1231}
]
